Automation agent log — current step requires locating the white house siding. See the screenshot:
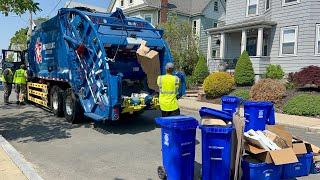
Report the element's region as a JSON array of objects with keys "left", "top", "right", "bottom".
[
  {"left": 268, "top": 0, "right": 320, "bottom": 73},
  {"left": 111, "top": 0, "right": 145, "bottom": 12}
]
